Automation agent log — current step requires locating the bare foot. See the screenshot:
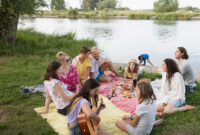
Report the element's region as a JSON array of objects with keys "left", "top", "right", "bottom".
[
  {"left": 154, "top": 119, "right": 163, "bottom": 126},
  {"left": 185, "top": 105, "right": 197, "bottom": 110}
]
